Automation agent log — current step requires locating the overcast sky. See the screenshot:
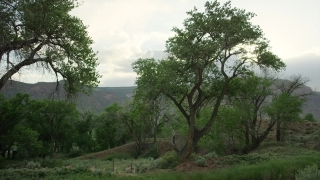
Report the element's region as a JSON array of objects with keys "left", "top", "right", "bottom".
[{"left": 16, "top": 0, "right": 320, "bottom": 89}]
